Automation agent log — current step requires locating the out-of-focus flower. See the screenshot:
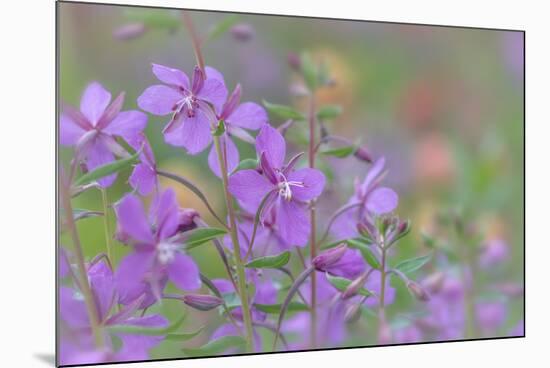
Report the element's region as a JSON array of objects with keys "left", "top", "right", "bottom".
[
  {"left": 475, "top": 301, "right": 507, "bottom": 334},
  {"left": 114, "top": 189, "right": 201, "bottom": 308},
  {"left": 230, "top": 23, "right": 254, "bottom": 42},
  {"left": 113, "top": 23, "right": 148, "bottom": 40},
  {"left": 138, "top": 64, "right": 227, "bottom": 154},
  {"left": 332, "top": 157, "right": 399, "bottom": 239},
  {"left": 60, "top": 82, "right": 147, "bottom": 187},
  {"left": 393, "top": 324, "right": 423, "bottom": 343},
  {"left": 413, "top": 133, "right": 455, "bottom": 187},
  {"left": 127, "top": 133, "right": 158, "bottom": 196},
  {"left": 479, "top": 238, "right": 509, "bottom": 268},
  {"left": 229, "top": 124, "right": 326, "bottom": 246},
  {"left": 59, "top": 260, "right": 167, "bottom": 365}
]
